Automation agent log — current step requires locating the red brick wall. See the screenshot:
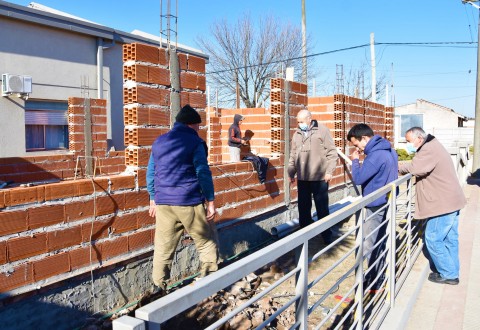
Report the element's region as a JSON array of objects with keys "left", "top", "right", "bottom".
[
  {"left": 0, "top": 174, "right": 153, "bottom": 293},
  {"left": 0, "top": 42, "right": 396, "bottom": 296},
  {"left": 308, "top": 94, "right": 395, "bottom": 186}
]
